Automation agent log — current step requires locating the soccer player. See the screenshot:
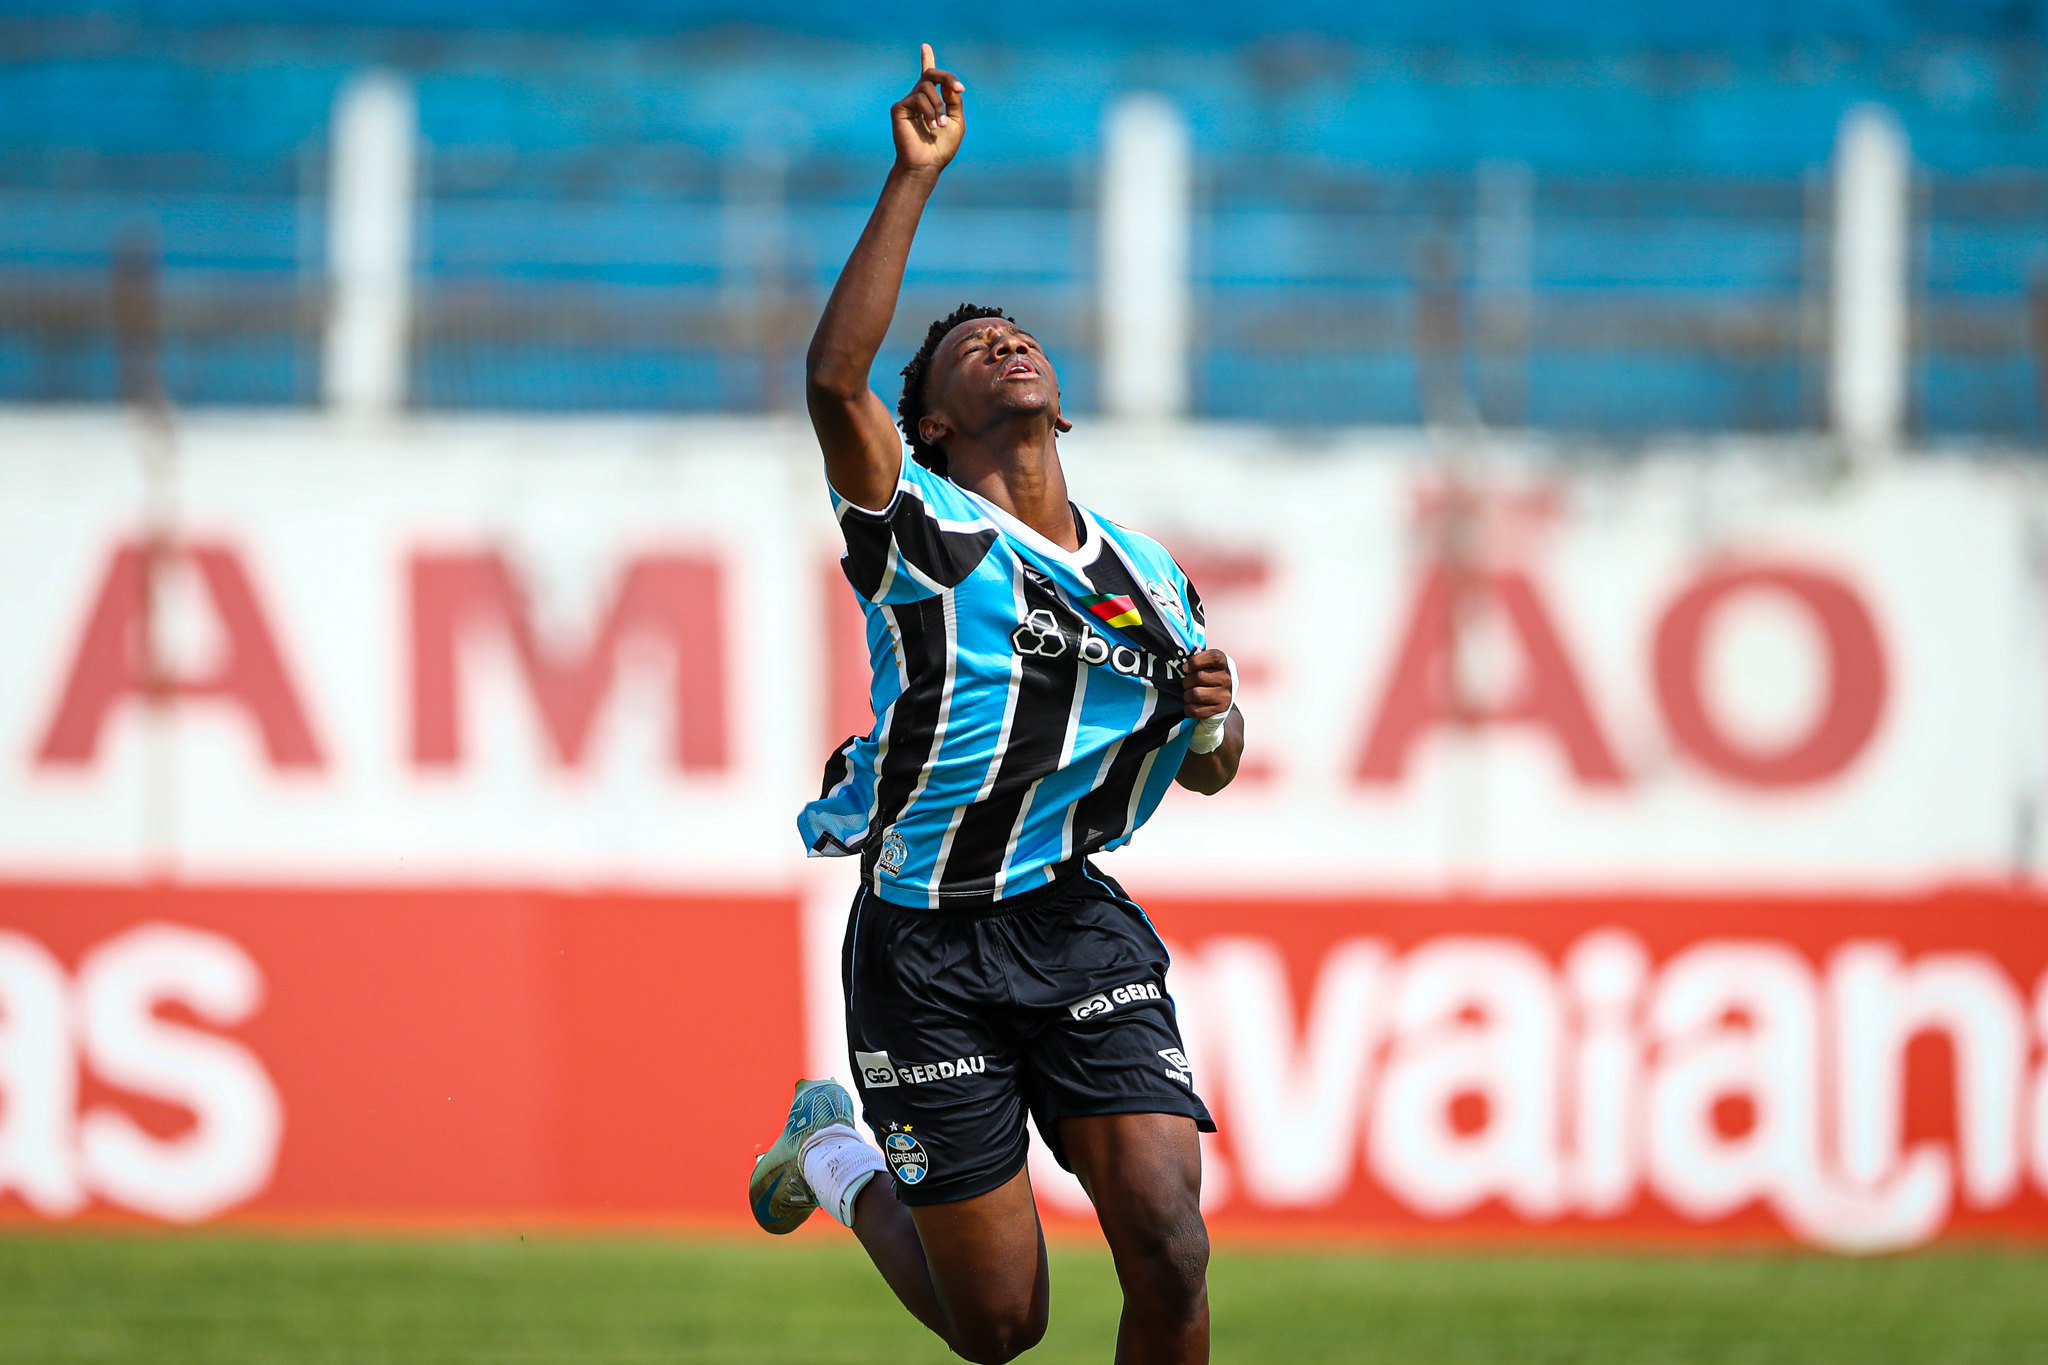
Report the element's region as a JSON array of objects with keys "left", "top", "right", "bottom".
[{"left": 748, "top": 46, "right": 1243, "bottom": 1365}]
